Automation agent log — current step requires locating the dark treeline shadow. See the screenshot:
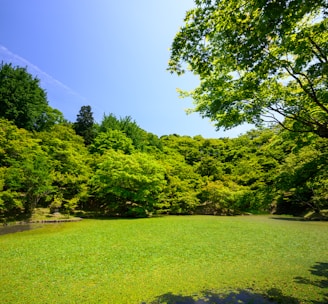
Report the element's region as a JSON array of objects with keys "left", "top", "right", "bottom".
[
  {"left": 294, "top": 262, "right": 328, "bottom": 304},
  {"left": 144, "top": 288, "right": 300, "bottom": 304},
  {"left": 269, "top": 216, "right": 305, "bottom": 222}
]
